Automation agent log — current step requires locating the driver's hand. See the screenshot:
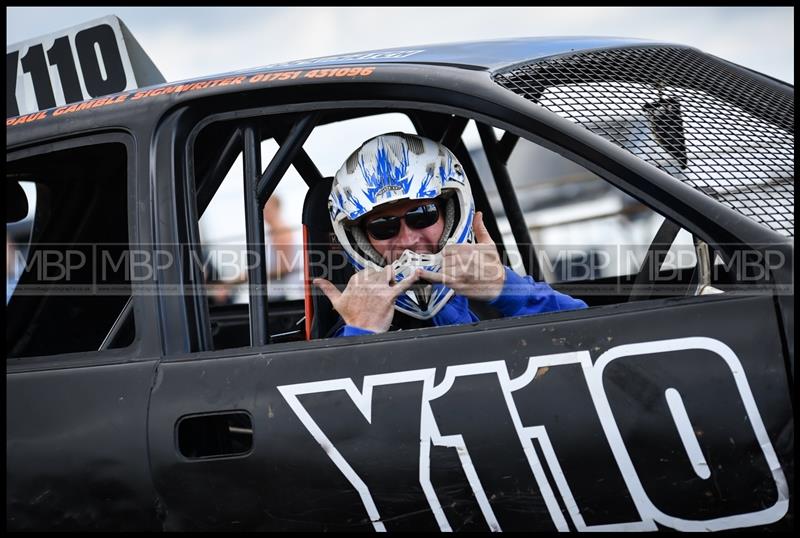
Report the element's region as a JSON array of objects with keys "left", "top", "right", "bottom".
[
  {"left": 314, "top": 264, "right": 421, "bottom": 334},
  {"left": 419, "top": 211, "right": 505, "bottom": 301}
]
